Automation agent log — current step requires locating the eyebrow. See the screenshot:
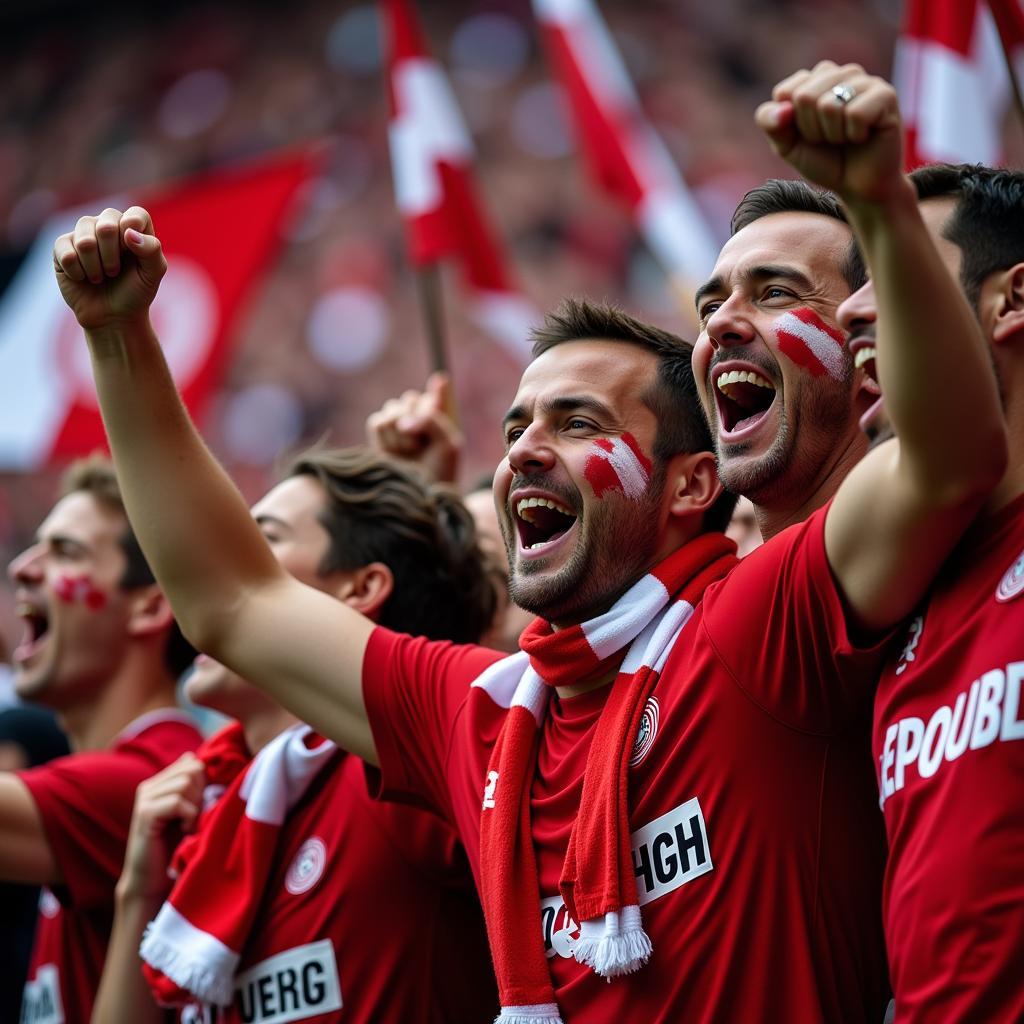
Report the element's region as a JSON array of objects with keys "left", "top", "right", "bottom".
[
  {"left": 502, "top": 394, "right": 616, "bottom": 429},
  {"left": 694, "top": 264, "right": 815, "bottom": 310}
]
